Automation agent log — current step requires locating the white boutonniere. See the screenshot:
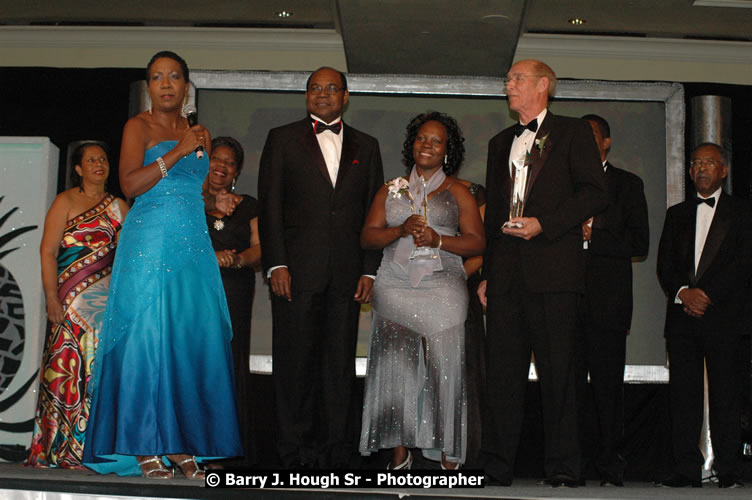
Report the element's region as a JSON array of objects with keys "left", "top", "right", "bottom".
[
  {"left": 534, "top": 133, "right": 550, "bottom": 157},
  {"left": 387, "top": 177, "right": 410, "bottom": 199}
]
